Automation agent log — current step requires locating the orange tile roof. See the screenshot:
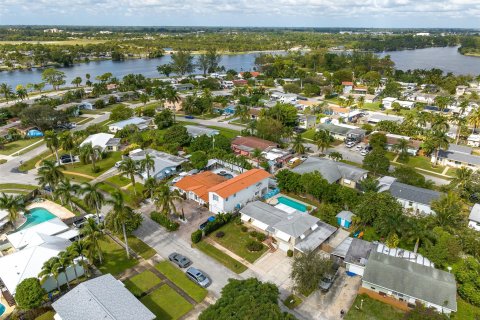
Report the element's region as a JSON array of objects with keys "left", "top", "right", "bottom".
[
  {"left": 208, "top": 169, "right": 271, "bottom": 199},
  {"left": 174, "top": 171, "right": 228, "bottom": 202}
]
